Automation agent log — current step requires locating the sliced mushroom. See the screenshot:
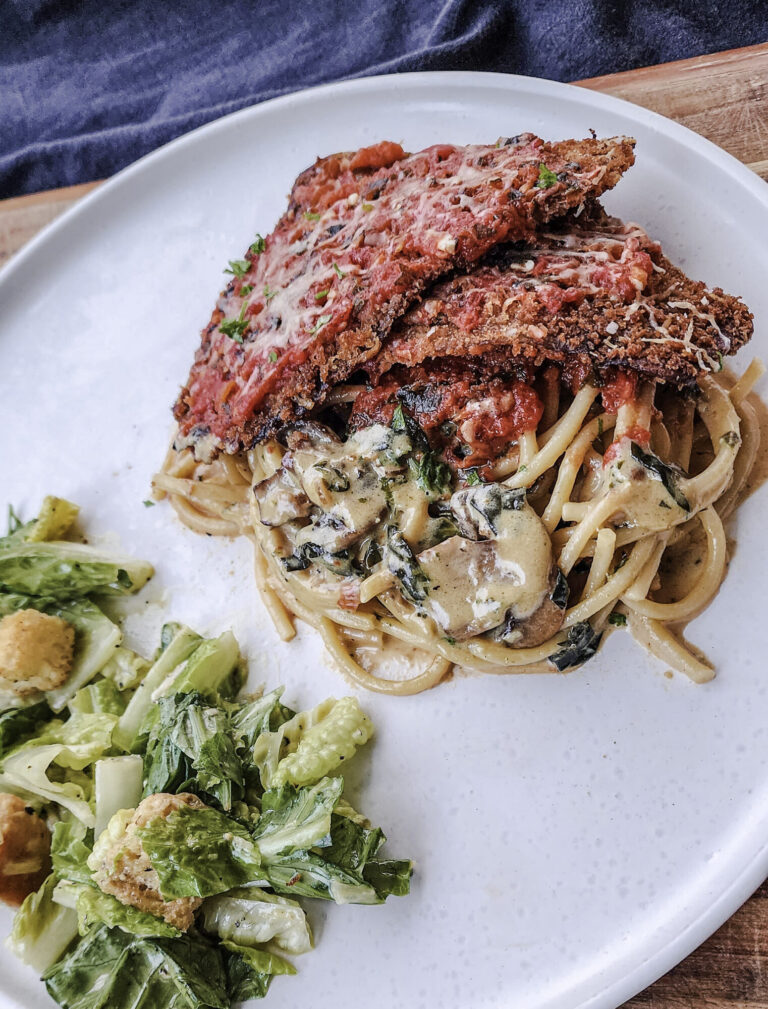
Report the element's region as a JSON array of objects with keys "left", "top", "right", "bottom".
[
  {"left": 415, "top": 487, "right": 563, "bottom": 643},
  {"left": 252, "top": 469, "right": 312, "bottom": 527}
]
